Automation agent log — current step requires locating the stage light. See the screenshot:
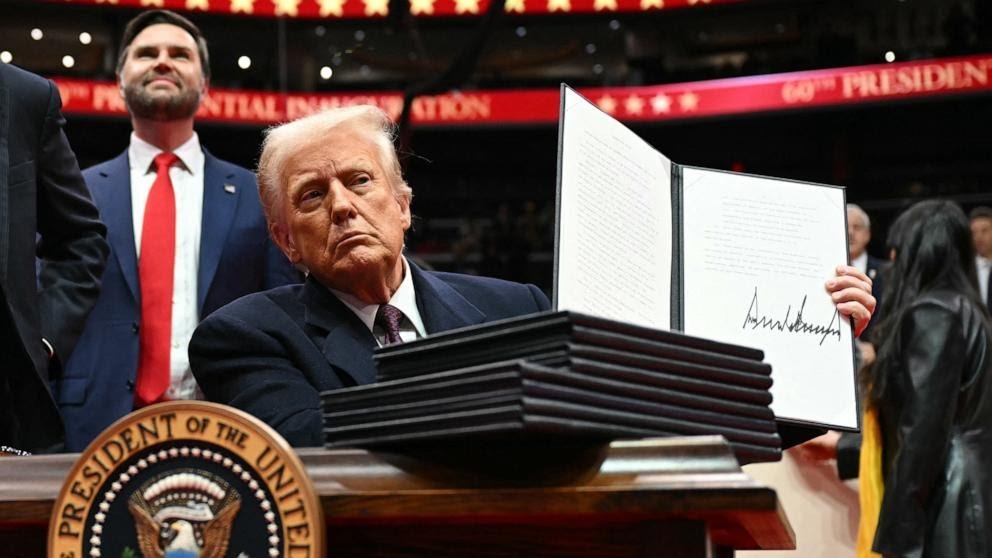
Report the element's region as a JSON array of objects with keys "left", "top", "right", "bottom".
[
  {"left": 31, "top": 28, "right": 43, "bottom": 40},
  {"left": 315, "top": 25, "right": 326, "bottom": 37},
  {"left": 593, "top": 64, "right": 604, "bottom": 75},
  {"left": 885, "top": 51, "right": 896, "bottom": 62},
  {"left": 238, "top": 55, "right": 252, "bottom": 69},
  {"left": 79, "top": 32, "right": 92, "bottom": 45},
  {"left": 354, "top": 30, "right": 366, "bottom": 42},
  {"left": 62, "top": 55, "right": 75, "bottom": 68},
  {"left": 608, "top": 20, "right": 620, "bottom": 31},
  {"left": 585, "top": 43, "right": 597, "bottom": 55},
  {"left": 0, "top": 51, "right": 12, "bottom": 63},
  {"left": 515, "top": 26, "right": 527, "bottom": 38},
  {"left": 320, "top": 66, "right": 333, "bottom": 79}
]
